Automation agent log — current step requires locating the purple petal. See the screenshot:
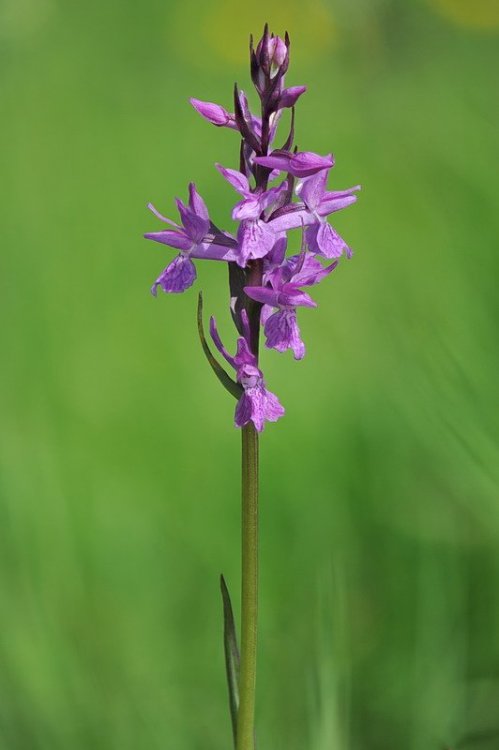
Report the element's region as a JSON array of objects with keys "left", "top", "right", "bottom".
[
  {"left": 295, "top": 170, "right": 329, "bottom": 212},
  {"left": 260, "top": 304, "right": 274, "bottom": 326},
  {"left": 244, "top": 284, "right": 316, "bottom": 309},
  {"left": 263, "top": 389, "right": 285, "bottom": 423},
  {"left": 151, "top": 255, "right": 196, "bottom": 295},
  {"left": 190, "top": 98, "right": 237, "bottom": 129},
  {"left": 176, "top": 199, "right": 210, "bottom": 244},
  {"left": 253, "top": 151, "right": 293, "bottom": 174},
  {"left": 304, "top": 224, "right": 320, "bottom": 254},
  {"left": 190, "top": 240, "right": 238, "bottom": 262},
  {"left": 235, "top": 392, "right": 254, "bottom": 429},
  {"left": 288, "top": 151, "right": 334, "bottom": 177},
  {"left": 240, "top": 309, "right": 251, "bottom": 343},
  {"left": 234, "top": 379, "right": 285, "bottom": 431},
  {"left": 258, "top": 182, "right": 288, "bottom": 213},
  {"left": 278, "top": 85, "right": 307, "bottom": 109},
  {"left": 319, "top": 186, "right": 361, "bottom": 216},
  {"left": 255, "top": 150, "right": 334, "bottom": 178},
  {"left": 286, "top": 253, "right": 338, "bottom": 286},
  {"left": 236, "top": 220, "right": 276, "bottom": 267},
  {"left": 267, "top": 205, "right": 315, "bottom": 233},
  {"left": 209, "top": 316, "right": 236, "bottom": 367},
  {"left": 147, "top": 203, "right": 179, "bottom": 228},
  {"left": 316, "top": 223, "right": 350, "bottom": 259},
  {"left": 144, "top": 230, "right": 192, "bottom": 251},
  {"left": 234, "top": 337, "right": 256, "bottom": 367},
  {"left": 265, "top": 236, "right": 288, "bottom": 269},
  {"left": 188, "top": 183, "right": 209, "bottom": 220},
  {"left": 235, "top": 386, "right": 284, "bottom": 432},
  {"left": 280, "top": 285, "right": 317, "bottom": 308},
  {"left": 244, "top": 285, "right": 281, "bottom": 307},
  {"left": 216, "top": 164, "right": 250, "bottom": 197},
  {"left": 232, "top": 195, "right": 262, "bottom": 221},
  {"left": 264, "top": 309, "right": 306, "bottom": 359}
]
